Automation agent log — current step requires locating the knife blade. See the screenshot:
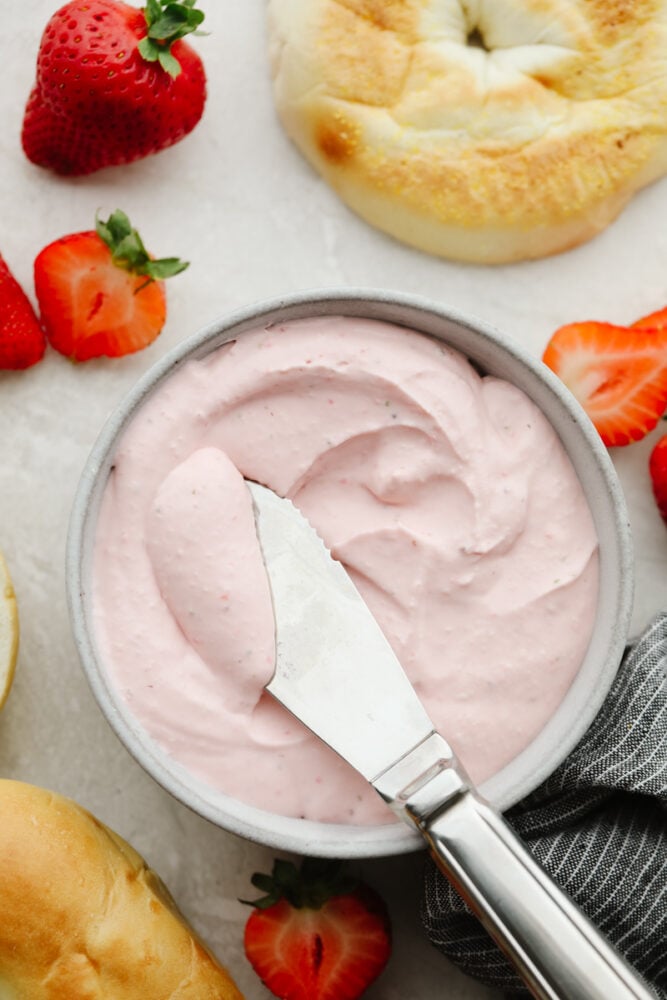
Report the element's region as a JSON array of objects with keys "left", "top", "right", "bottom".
[{"left": 246, "top": 480, "right": 438, "bottom": 784}]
